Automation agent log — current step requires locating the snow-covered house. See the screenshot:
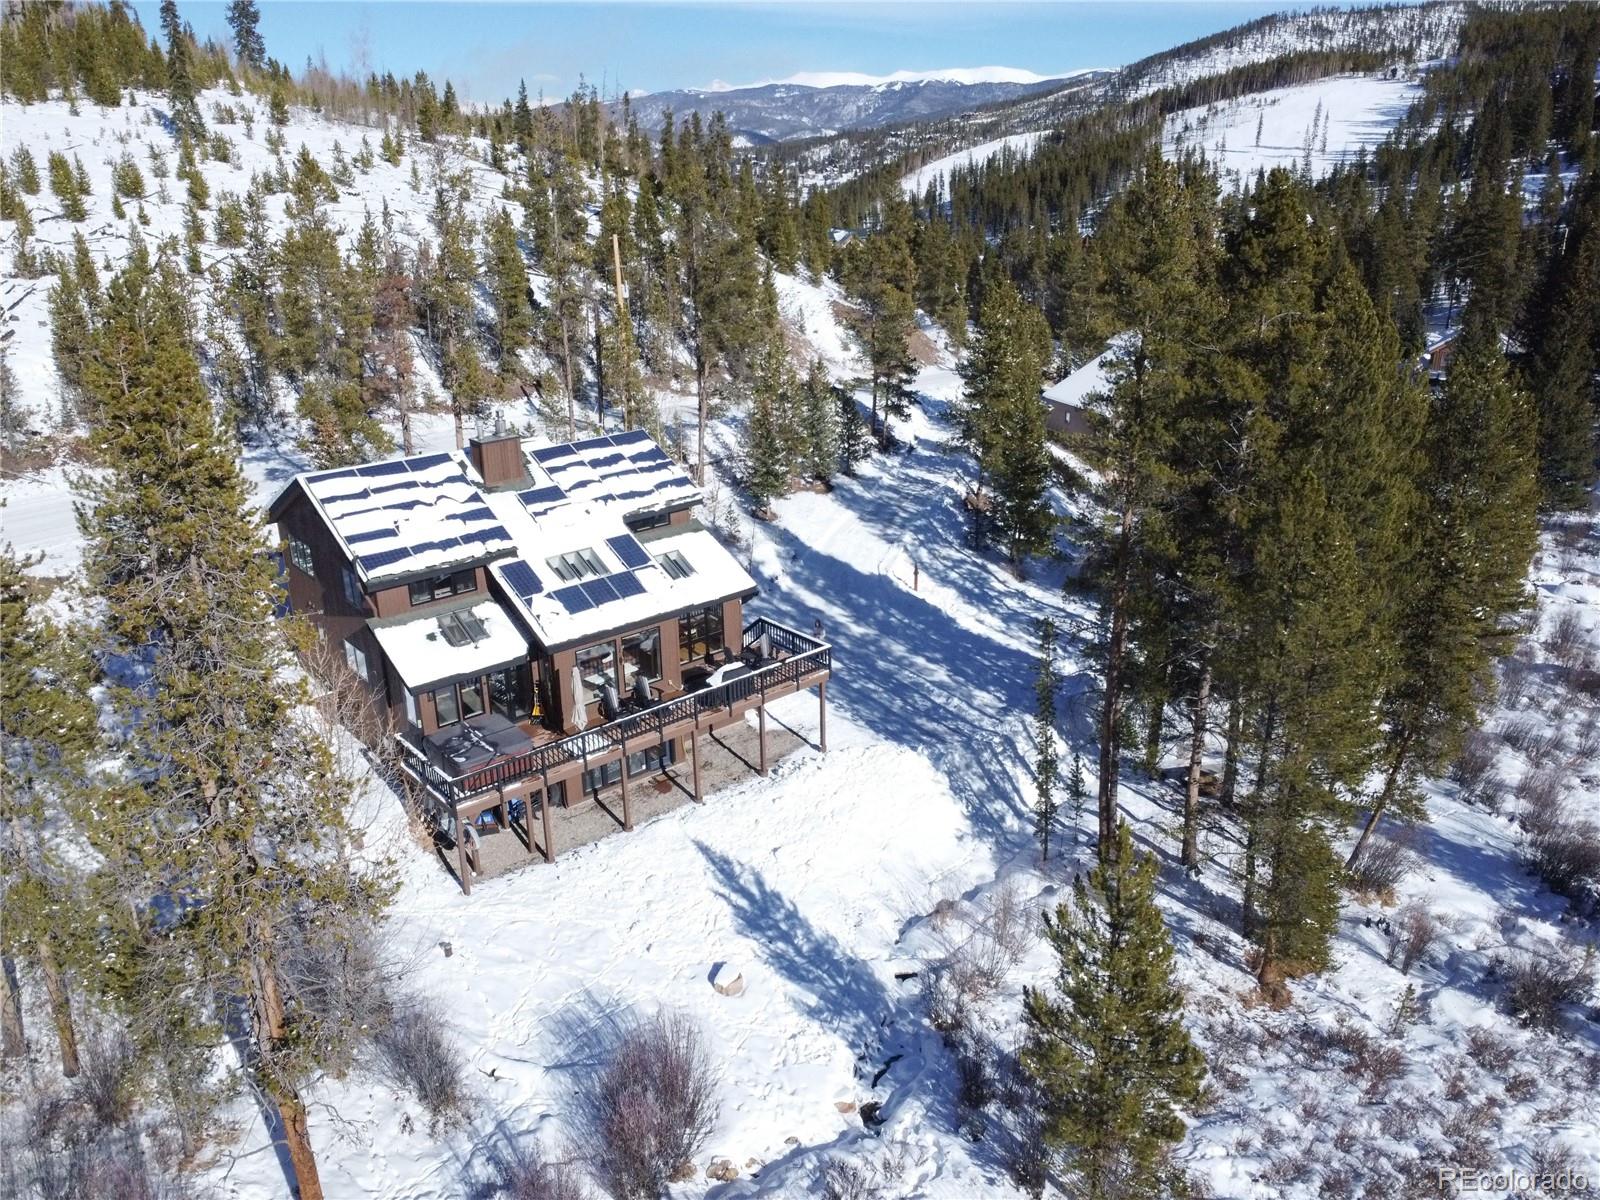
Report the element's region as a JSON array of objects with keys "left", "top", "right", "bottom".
[
  {"left": 1042, "top": 346, "right": 1114, "bottom": 438},
  {"left": 268, "top": 426, "right": 832, "bottom": 887}
]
